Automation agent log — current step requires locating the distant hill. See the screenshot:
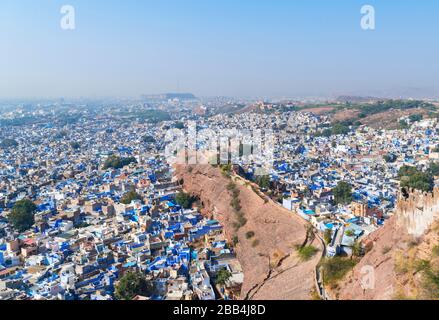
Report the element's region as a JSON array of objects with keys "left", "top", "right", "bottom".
[
  {"left": 336, "top": 96, "right": 385, "bottom": 104},
  {"left": 330, "top": 99, "right": 437, "bottom": 129},
  {"left": 141, "top": 93, "right": 197, "bottom": 101}
]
